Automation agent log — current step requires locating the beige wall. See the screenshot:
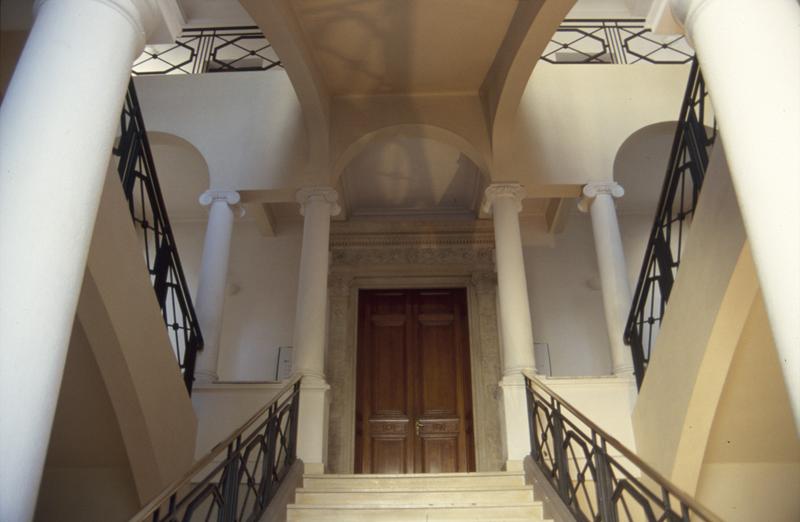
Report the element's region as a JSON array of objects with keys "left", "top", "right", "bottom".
[
  {"left": 632, "top": 138, "right": 799, "bottom": 519},
  {"left": 695, "top": 293, "right": 800, "bottom": 521},
  {"left": 134, "top": 72, "right": 309, "bottom": 191},
  {"left": 71, "top": 170, "right": 197, "bottom": 502},
  {"left": 35, "top": 322, "right": 140, "bottom": 522},
  {"left": 172, "top": 219, "right": 303, "bottom": 381},
  {"left": 632, "top": 143, "right": 749, "bottom": 484},
  {"left": 523, "top": 213, "right": 614, "bottom": 376}
]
